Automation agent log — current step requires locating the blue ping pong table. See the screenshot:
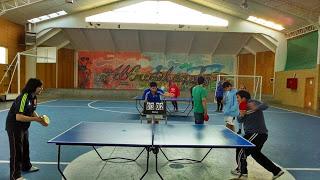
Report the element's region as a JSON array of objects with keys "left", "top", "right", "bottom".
[
  {"left": 48, "top": 122, "right": 254, "bottom": 179},
  {"left": 133, "top": 96, "right": 193, "bottom": 116}
]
